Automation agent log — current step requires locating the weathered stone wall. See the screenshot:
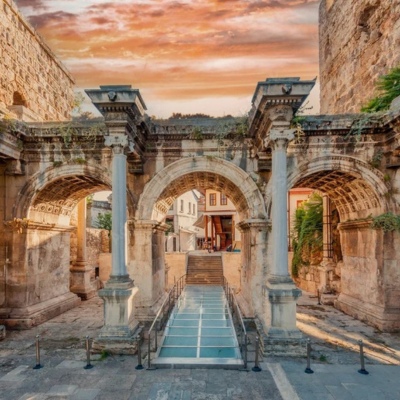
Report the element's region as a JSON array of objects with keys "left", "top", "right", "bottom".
[
  {"left": 320, "top": 0, "right": 400, "bottom": 114},
  {"left": 222, "top": 252, "right": 241, "bottom": 291},
  {"left": 0, "top": 0, "right": 75, "bottom": 121},
  {"left": 335, "top": 220, "right": 400, "bottom": 331},
  {"left": 165, "top": 252, "right": 186, "bottom": 288}
]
